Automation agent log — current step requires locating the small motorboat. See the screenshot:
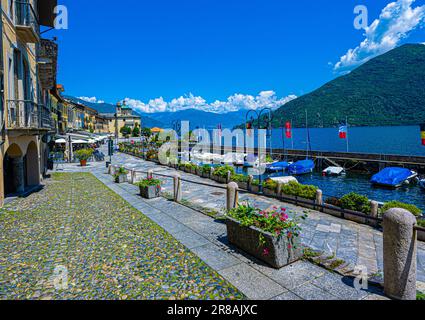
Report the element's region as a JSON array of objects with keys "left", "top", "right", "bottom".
[
  {"left": 371, "top": 167, "right": 418, "bottom": 189},
  {"left": 322, "top": 166, "right": 345, "bottom": 176},
  {"left": 288, "top": 159, "right": 315, "bottom": 175},
  {"left": 267, "top": 161, "right": 290, "bottom": 173}
]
